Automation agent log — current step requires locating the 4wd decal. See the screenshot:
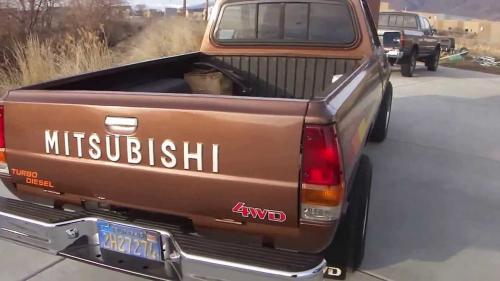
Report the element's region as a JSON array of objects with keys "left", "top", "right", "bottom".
[{"left": 232, "top": 202, "right": 287, "bottom": 223}]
